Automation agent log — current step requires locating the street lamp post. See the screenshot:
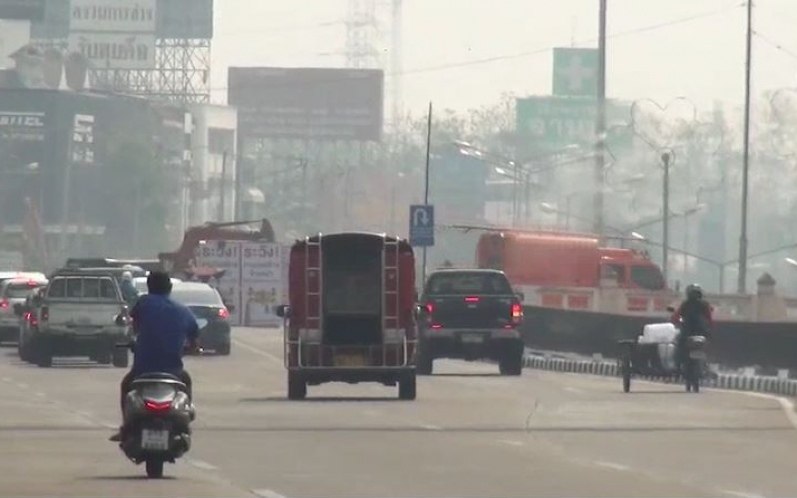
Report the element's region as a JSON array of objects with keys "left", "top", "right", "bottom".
[{"left": 661, "top": 151, "right": 672, "bottom": 285}]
